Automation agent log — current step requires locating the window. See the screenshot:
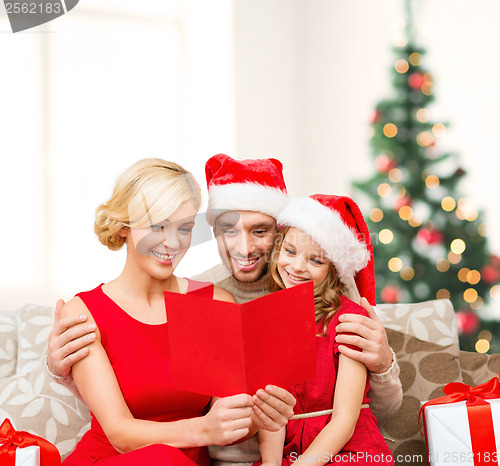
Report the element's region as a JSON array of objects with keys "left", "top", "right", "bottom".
[{"left": 0, "top": 1, "right": 234, "bottom": 310}]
